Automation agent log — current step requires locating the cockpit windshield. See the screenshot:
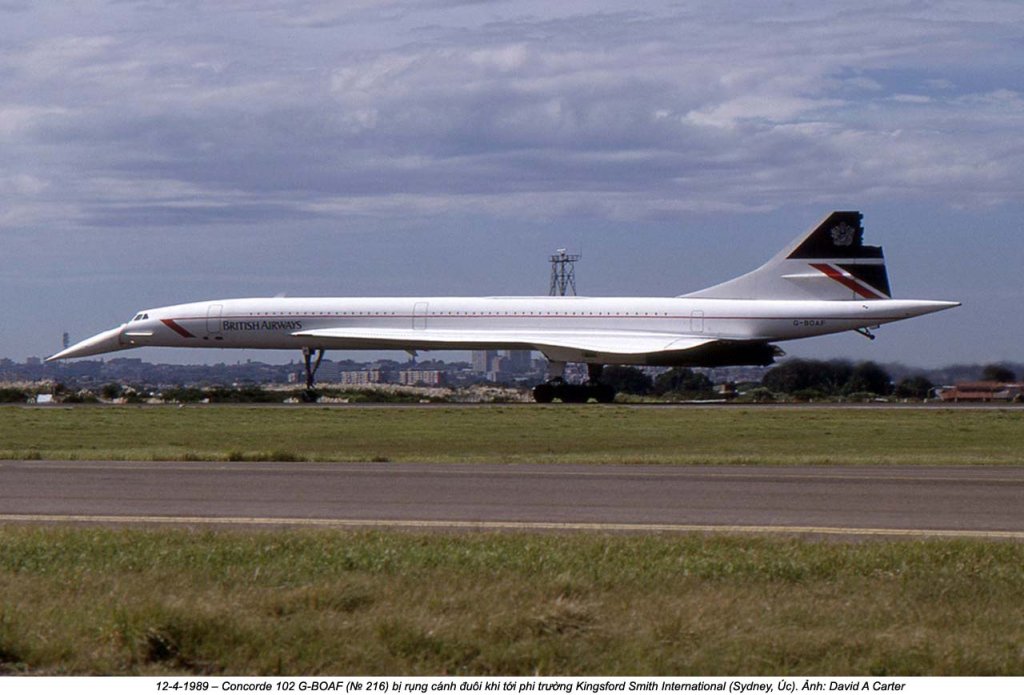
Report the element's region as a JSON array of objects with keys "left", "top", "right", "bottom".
[{"left": 131, "top": 313, "right": 150, "bottom": 322}]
